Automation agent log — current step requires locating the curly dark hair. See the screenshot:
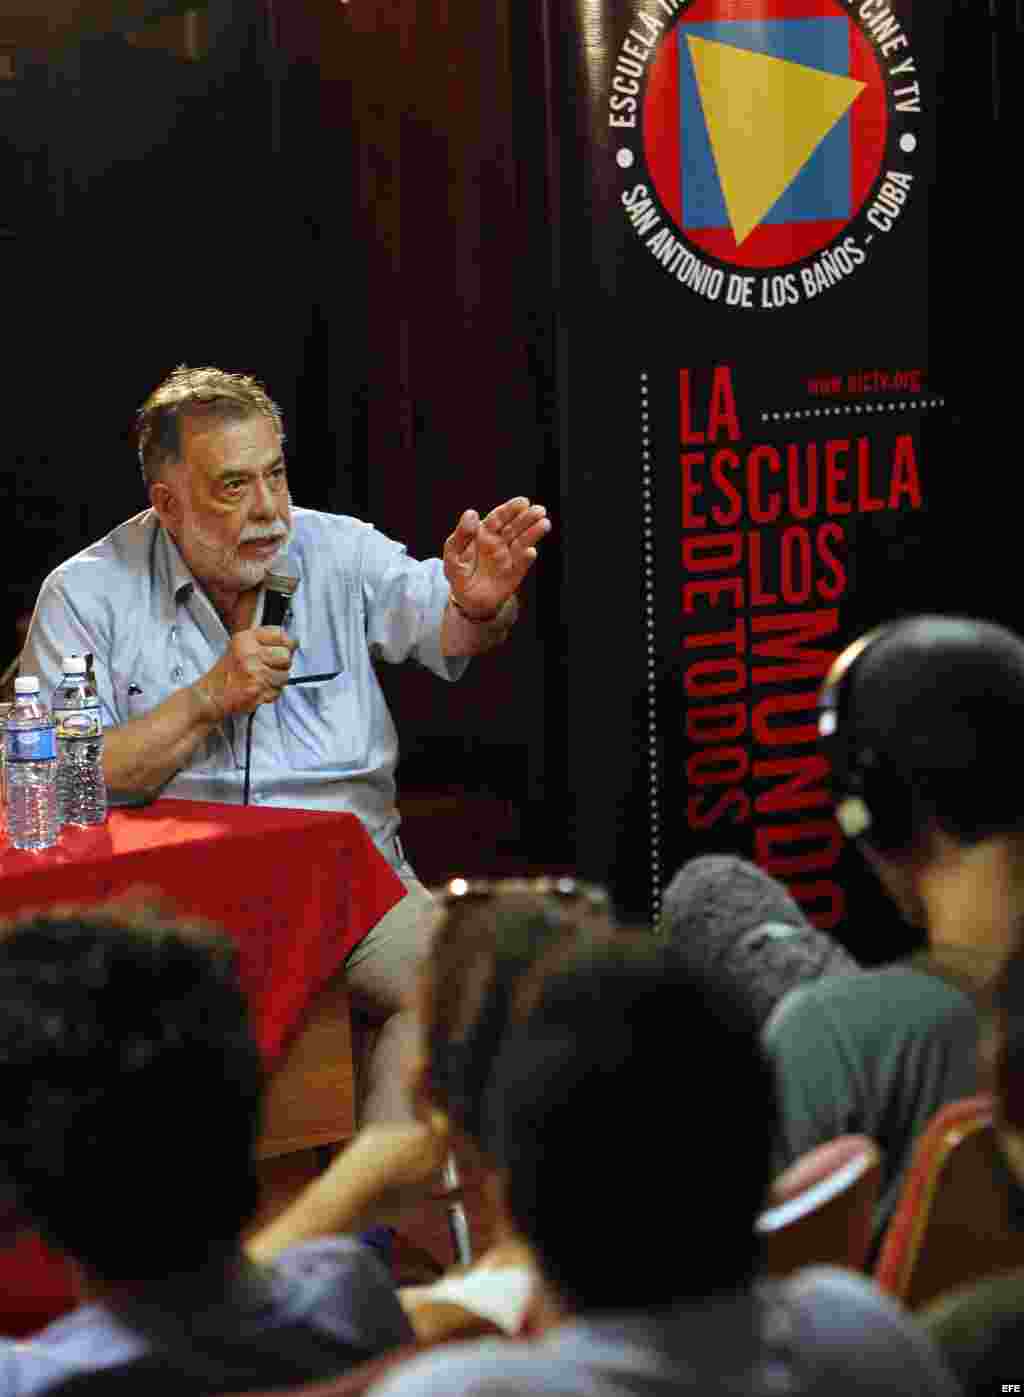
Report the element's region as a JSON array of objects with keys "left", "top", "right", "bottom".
[
  {"left": 136, "top": 365, "right": 284, "bottom": 486},
  {"left": 0, "top": 904, "right": 264, "bottom": 1283}
]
